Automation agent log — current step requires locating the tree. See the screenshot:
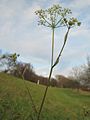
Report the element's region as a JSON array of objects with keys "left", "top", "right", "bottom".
[
  {"left": 56, "top": 75, "right": 70, "bottom": 88},
  {"left": 0, "top": 53, "right": 19, "bottom": 73},
  {"left": 13, "top": 62, "right": 35, "bottom": 81},
  {"left": 70, "top": 66, "right": 82, "bottom": 80},
  {"left": 69, "top": 56, "right": 90, "bottom": 88},
  {"left": 85, "top": 56, "right": 90, "bottom": 84},
  {"left": 35, "top": 4, "right": 81, "bottom": 120}
]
